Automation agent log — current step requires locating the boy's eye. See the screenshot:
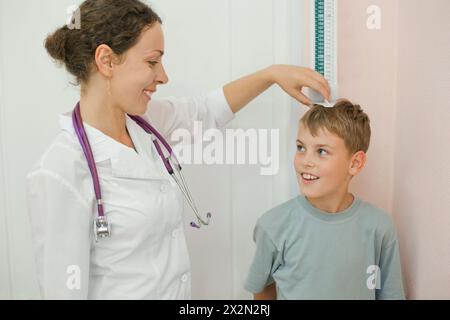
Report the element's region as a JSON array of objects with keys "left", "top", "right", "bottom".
[
  {"left": 148, "top": 61, "right": 158, "bottom": 67},
  {"left": 318, "top": 148, "right": 328, "bottom": 155},
  {"left": 297, "top": 145, "right": 305, "bottom": 152}
]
